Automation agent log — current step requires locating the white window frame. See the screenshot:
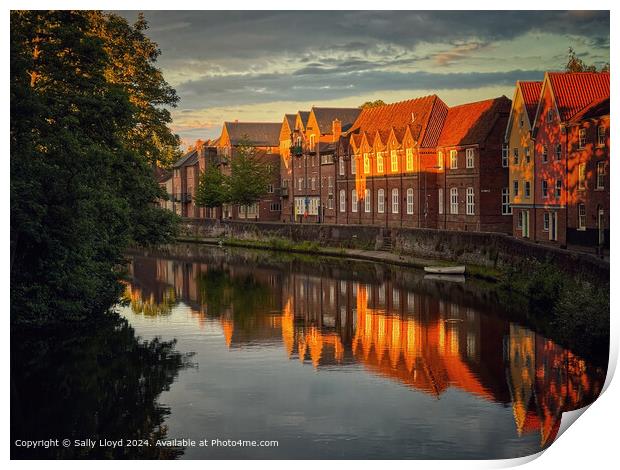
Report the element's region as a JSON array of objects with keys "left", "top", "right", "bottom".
[
  {"left": 466, "top": 148, "right": 474, "bottom": 169},
  {"left": 555, "top": 179, "right": 562, "bottom": 199},
  {"left": 377, "top": 152, "right": 384, "bottom": 173},
  {"left": 596, "top": 161, "right": 605, "bottom": 189},
  {"left": 501, "top": 188, "right": 512, "bottom": 215},
  {"left": 364, "top": 189, "right": 371, "bottom": 213},
  {"left": 390, "top": 150, "right": 398, "bottom": 172},
  {"left": 450, "top": 187, "right": 458, "bottom": 214},
  {"left": 524, "top": 181, "right": 531, "bottom": 198},
  {"left": 378, "top": 189, "right": 385, "bottom": 213},
  {"left": 466, "top": 187, "right": 475, "bottom": 215},
  {"left": 542, "top": 180, "right": 548, "bottom": 198},
  {"left": 406, "top": 188, "right": 414, "bottom": 214},
  {"left": 513, "top": 180, "right": 519, "bottom": 197},
  {"left": 501, "top": 144, "right": 508, "bottom": 168},
  {"left": 578, "top": 162, "right": 586, "bottom": 190},
  {"left": 363, "top": 153, "right": 370, "bottom": 174},
  {"left": 578, "top": 204, "right": 586, "bottom": 230},
  {"left": 406, "top": 148, "right": 414, "bottom": 172},
  {"left": 525, "top": 147, "right": 530, "bottom": 163},
  {"left": 450, "top": 150, "right": 458, "bottom": 169},
  {"left": 438, "top": 151, "right": 444, "bottom": 169},
  {"left": 513, "top": 148, "right": 519, "bottom": 165},
  {"left": 339, "top": 157, "right": 345, "bottom": 176},
  {"left": 351, "top": 156, "right": 357, "bottom": 175},
  {"left": 438, "top": 188, "right": 444, "bottom": 215},
  {"left": 543, "top": 212, "right": 550, "bottom": 231},
  {"left": 578, "top": 128, "right": 586, "bottom": 149},
  {"left": 351, "top": 189, "right": 358, "bottom": 212},
  {"left": 339, "top": 189, "right": 345, "bottom": 212},
  {"left": 391, "top": 188, "right": 399, "bottom": 213},
  {"left": 542, "top": 145, "right": 548, "bottom": 163},
  {"left": 517, "top": 210, "right": 523, "bottom": 229},
  {"left": 597, "top": 126, "right": 606, "bottom": 146}
]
